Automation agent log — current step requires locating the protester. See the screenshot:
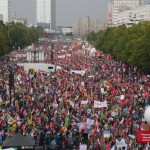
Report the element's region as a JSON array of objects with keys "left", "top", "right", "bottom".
[{"left": 0, "top": 39, "right": 150, "bottom": 150}]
